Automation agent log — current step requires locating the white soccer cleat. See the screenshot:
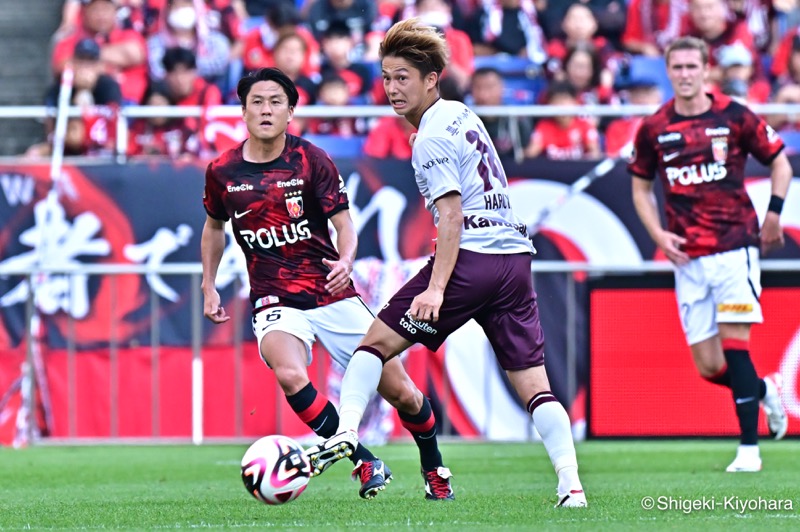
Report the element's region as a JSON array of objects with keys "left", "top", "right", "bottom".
[
  {"left": 726, "top": 446, "right": 762, "bottom": 473},
  {"left": 556, "top": 489, "right": 588, "bottom": 508},
  {"left": 304, "top": 430, "right": 358, "bottom": 477},
  {"left": 761, "top": 373, "right": 788, "bottom": 440}
]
